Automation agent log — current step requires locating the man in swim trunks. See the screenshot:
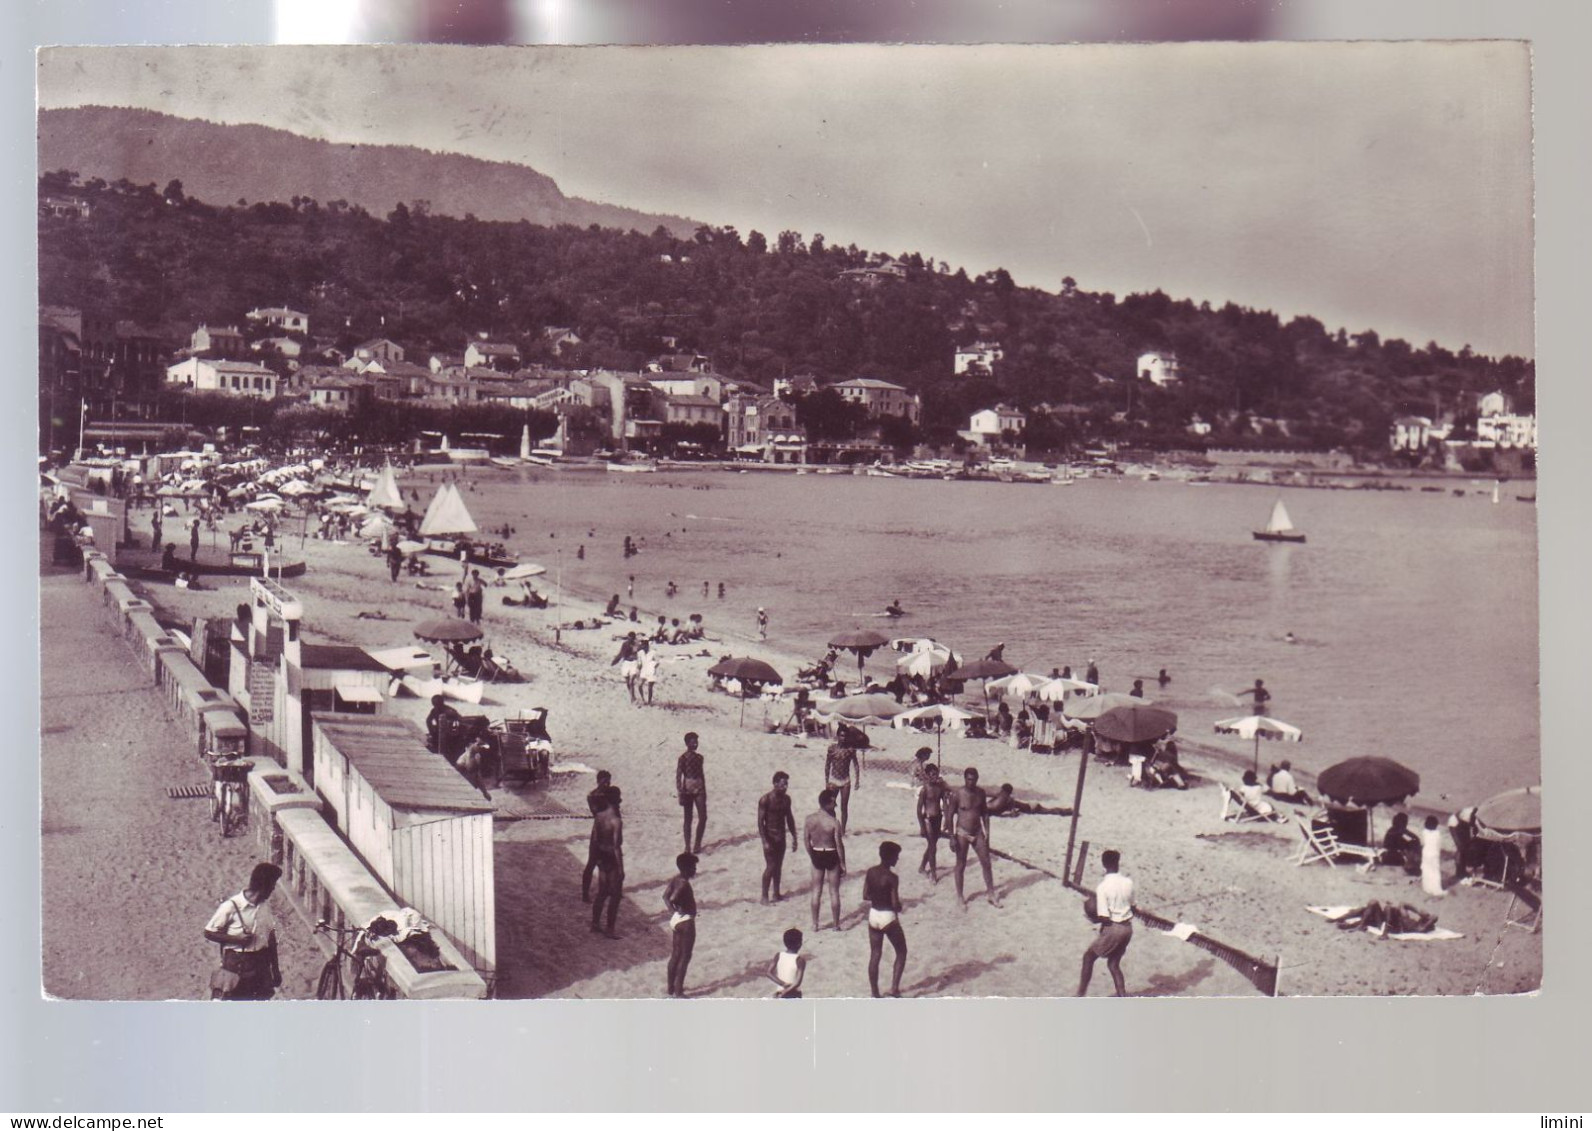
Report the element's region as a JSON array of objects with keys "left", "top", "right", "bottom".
[
  {"left": 908, "top": 747, "right": 934, "bottom": 835},
  {"left": 676, "top": 732, "right": 707, "bottom": 854},
  {"left": 581, "top": 770, "right": 617, "bottom": 902},
  {"left": 946, "top": 767, "right": 1001, "bottom": 908},
  {"left": 1079, "top": 849, "right": 1134, "bottom": 997},
  {"left": 862, "top": 841, "right": 908, "bottom": 998},
  {"left": 663, "top": 853, "right": 698, "bottom": 997},
  {"left": 917, "top": 765, "right": 949, "bottom": 883},
  {"left": 804, "top": 790, "right": 846, "bottom": 933},
  {"left": 986, "top": 783, "right": 1073, "bottom": 818},
  {"left": 757, "top": 771, "right": 798, "bottom": 904},
  {"left": 588, "top": 788, "right": 624, "bottom": 939},
  {"left": 611, "top": 632, "right": 640, "bottom": 703},
  {"left": 824, "top": 741, "right": 860, "bottom": 833}
]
